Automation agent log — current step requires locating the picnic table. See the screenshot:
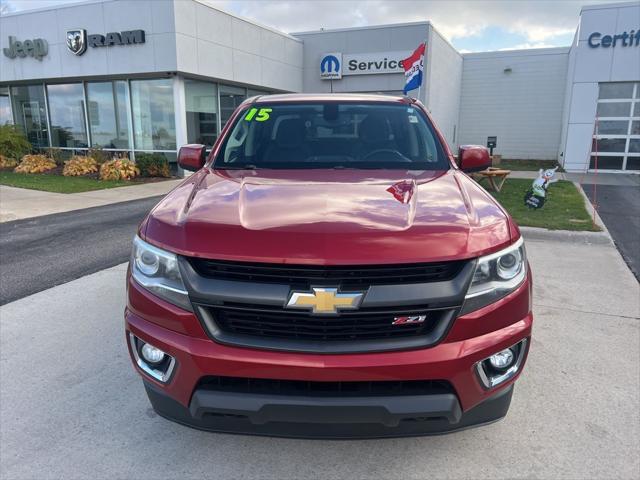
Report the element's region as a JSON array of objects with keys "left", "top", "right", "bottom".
[{"left": 472, "top": 167, "right": 512, "bottom": 192}]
